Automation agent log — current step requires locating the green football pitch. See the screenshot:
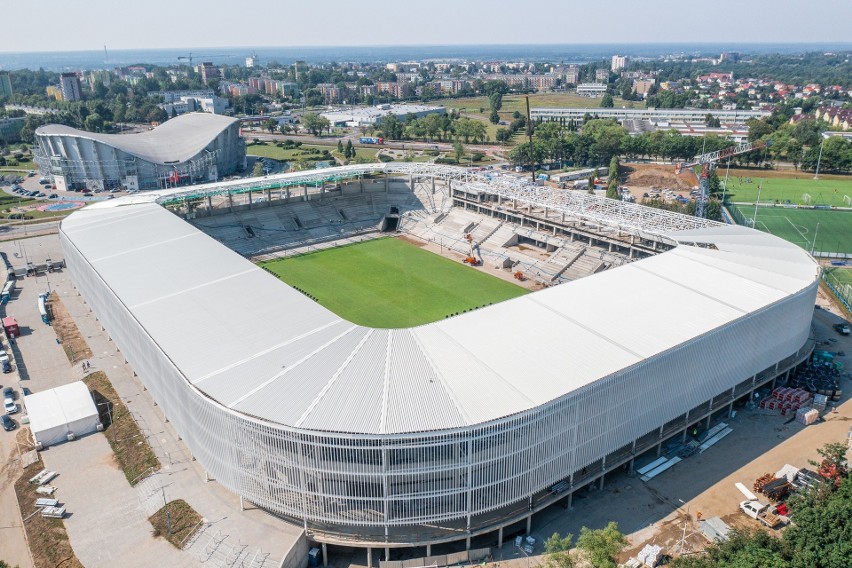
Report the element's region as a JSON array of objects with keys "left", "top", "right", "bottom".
[
  {"left": 259, "top": 237, "right": 529, "bottom": 328},
  {"left": 730, "top": 204, "right": 852, "bottom": 254},
  {"left": 724, "top": 174, "right": 852, "bottom": 207}
]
